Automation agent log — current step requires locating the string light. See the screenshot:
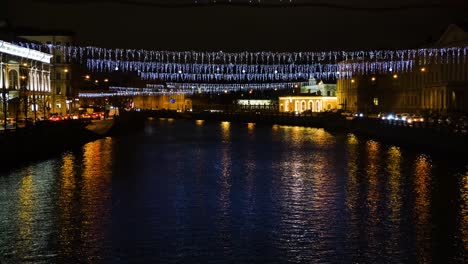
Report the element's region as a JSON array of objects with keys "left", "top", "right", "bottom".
[{"left": 13, "top": 42, "right": 468, "bottom": 85}]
